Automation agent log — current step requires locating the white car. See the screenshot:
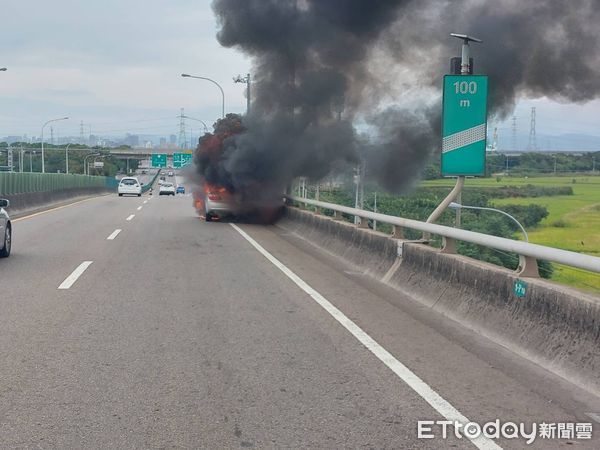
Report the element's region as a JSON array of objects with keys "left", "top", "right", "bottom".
[
  {"left": 0, "top": 198, "right": 11, "bottom": 258},
  {"left": 159, "top": 182, "right": 175, "bottom": 196},
  {"left": 118, "top": 177, "right": 142, "bottom": 197}
]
